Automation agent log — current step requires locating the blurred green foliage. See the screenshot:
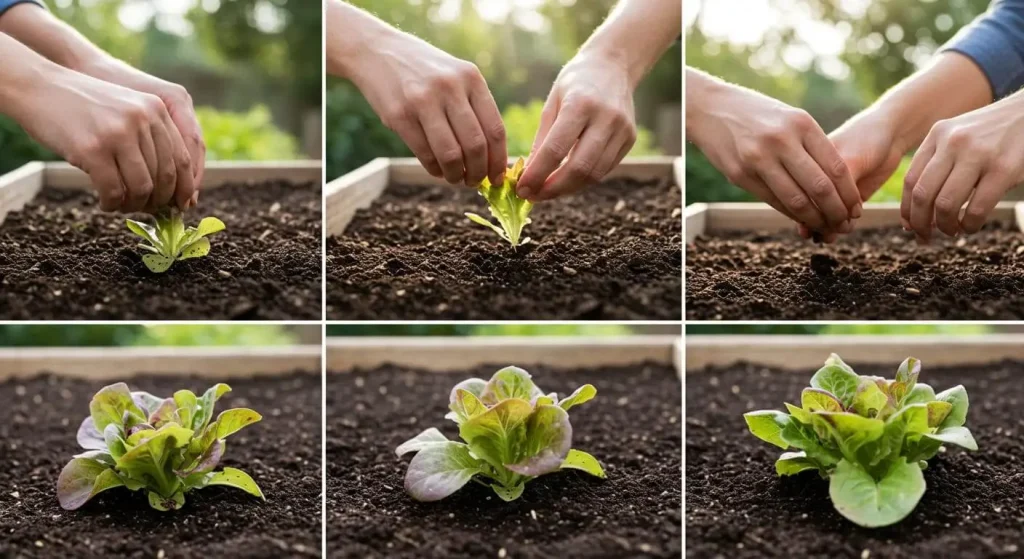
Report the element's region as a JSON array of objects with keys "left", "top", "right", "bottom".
[
  {"left": 0, "top": 325, "right": 296, "bottom": 347},
  {"left": 687, "top": 324, "right": 994, "bottom": 336},
  {"left": 0, "top": 116, "right": 58, "bottom": 172},
  {"left": 686, "top": 0, "right": 988, "bottom": 204},
  {"left": 502, "top": 100, "right": 661, "bottom": 159},
  {"left": 197, "top": 105, "right": 299, "bottom": 161},
  {"left": 326, "top": 325, "right": 638, "bottom": 337},
  {"left": 327, "top": 0, "right": 681, "bottom": 179}
]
